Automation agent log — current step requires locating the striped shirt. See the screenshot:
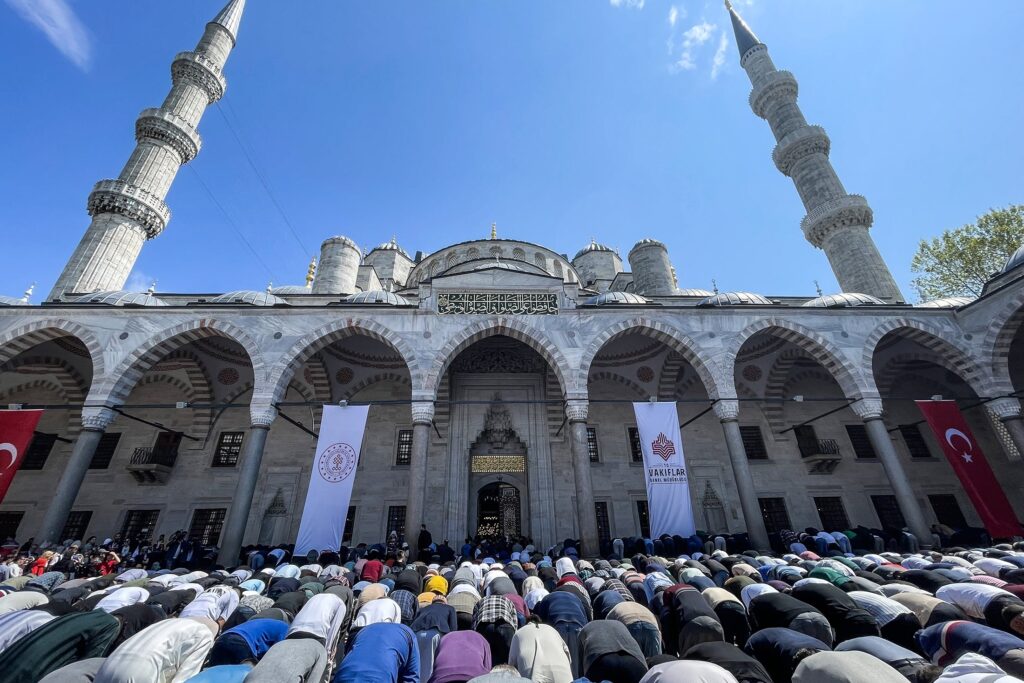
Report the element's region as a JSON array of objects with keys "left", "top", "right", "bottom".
[{"left": 847, "top": 590, "right": 913, "bottom": 626}]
